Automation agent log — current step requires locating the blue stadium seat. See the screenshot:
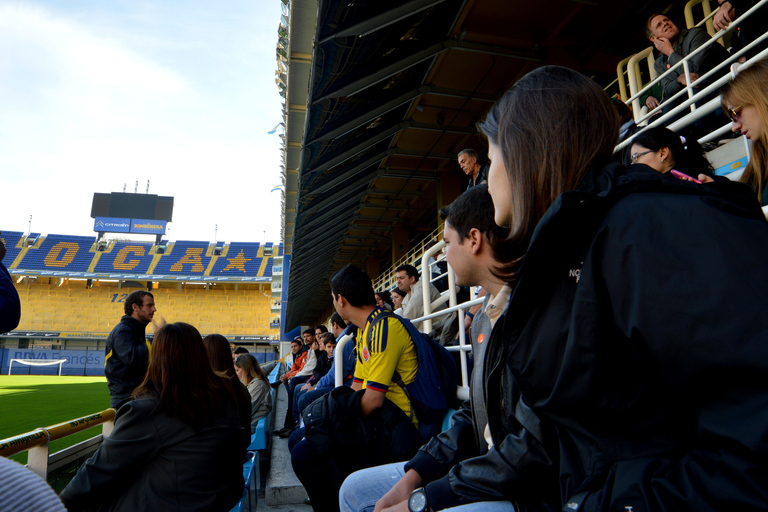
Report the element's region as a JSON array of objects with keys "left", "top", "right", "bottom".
[
  {"left": 153, "top": 240, "right": 211, "bottom": 275},
  {"left": 209, "top": 243, "right": 261, "bottom": 276},
  {"left": 229, "top": 451, "right": 257, "bottom": 512},
  {"left": 1, "top": 231, "right": 24, "bottom": 266},
  {"left": 17, "top": 234, "right": 96, "bottom": 272},
  {"left": 94, "top": 241, "right": 155, "bottom": 274}
]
